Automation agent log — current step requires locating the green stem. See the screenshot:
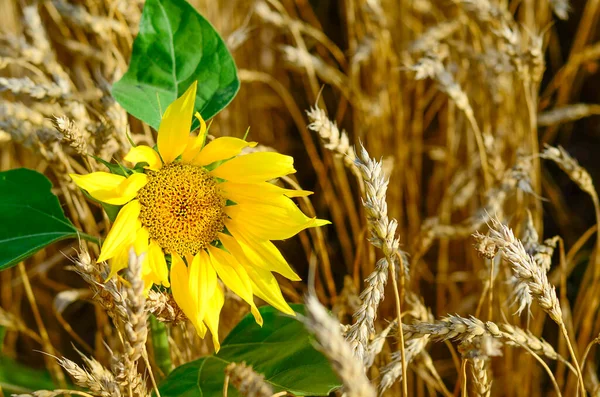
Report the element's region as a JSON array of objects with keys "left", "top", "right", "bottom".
[
  {"left": 78, "top": 232, "right": 100, "bottom": 245},
  {"left": 150, "top": 315, "right": 172, "bottom": 379}
]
